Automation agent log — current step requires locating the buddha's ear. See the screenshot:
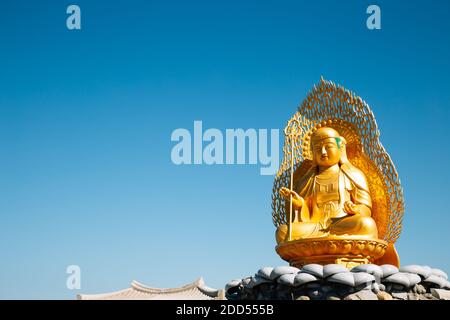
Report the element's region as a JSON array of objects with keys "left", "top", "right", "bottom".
[
  {"left": 338, "top": 136, "right": 347, "bottom": 148},
  {"left": 339, "top": 137, "right": 350, "bottom": 165}
]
